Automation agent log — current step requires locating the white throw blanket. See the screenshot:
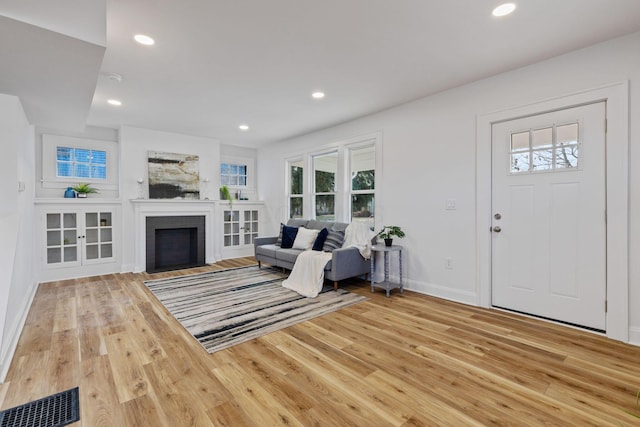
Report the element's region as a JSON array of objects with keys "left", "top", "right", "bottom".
[
  {"left": 342, "top": 222, "right": 376, "bottom": 259},
  {"left": 283, "top": 223, "right": 376, "bottom": 298},
  {"left": 282, "top": 250, "right": 333, "bottom": 298}
]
